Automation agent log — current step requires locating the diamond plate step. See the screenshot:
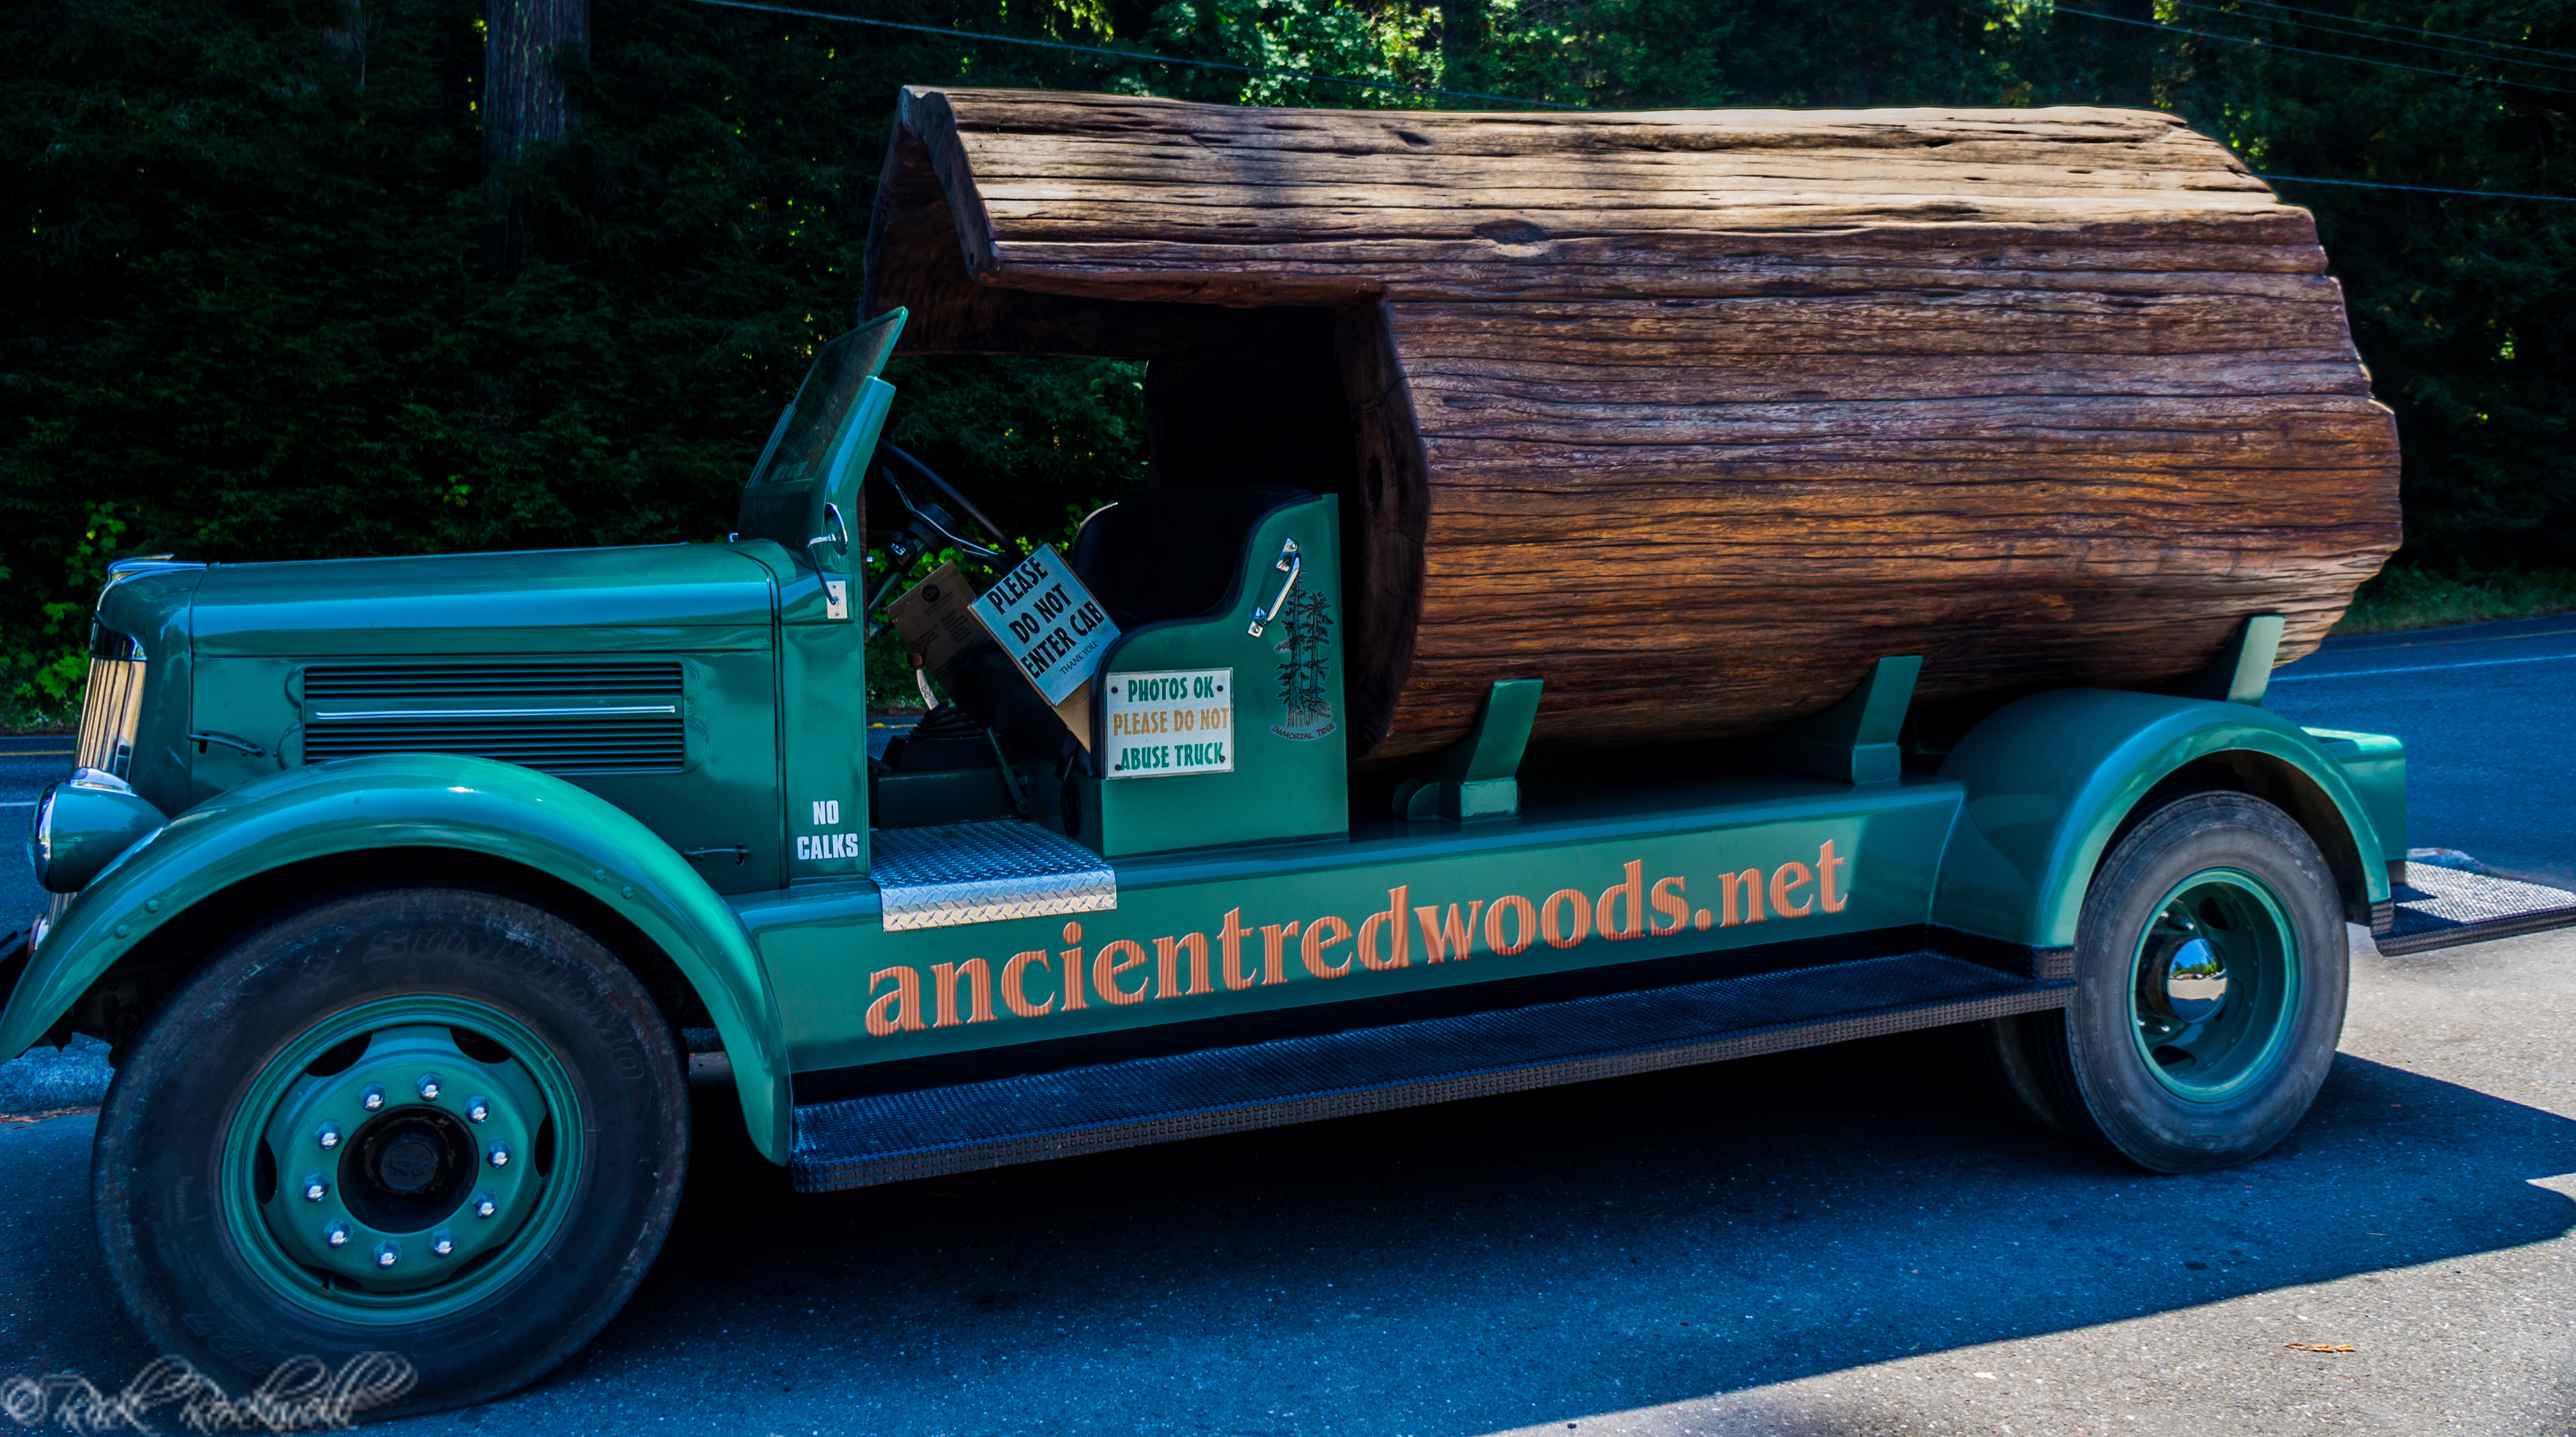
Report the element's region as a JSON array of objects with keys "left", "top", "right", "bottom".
[
  {"left": 2377, "top": 862, "right": 2576, "bottom": 956},
  {"left": 868, "top": 820, "right": 1116, "bottom": 932}
]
